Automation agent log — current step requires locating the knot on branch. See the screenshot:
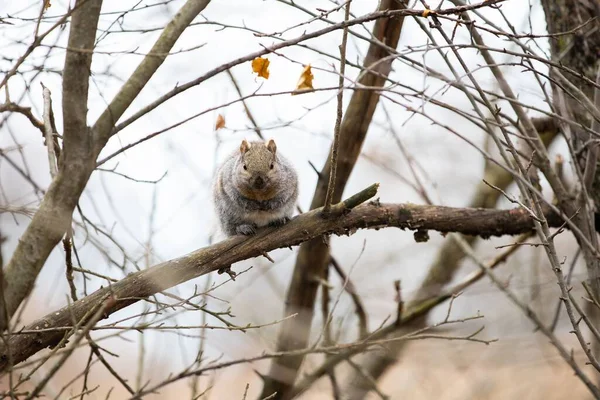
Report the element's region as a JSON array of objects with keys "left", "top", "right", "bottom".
[{"left": 320, "top": 183, "right": 379, "bottom": 218}]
